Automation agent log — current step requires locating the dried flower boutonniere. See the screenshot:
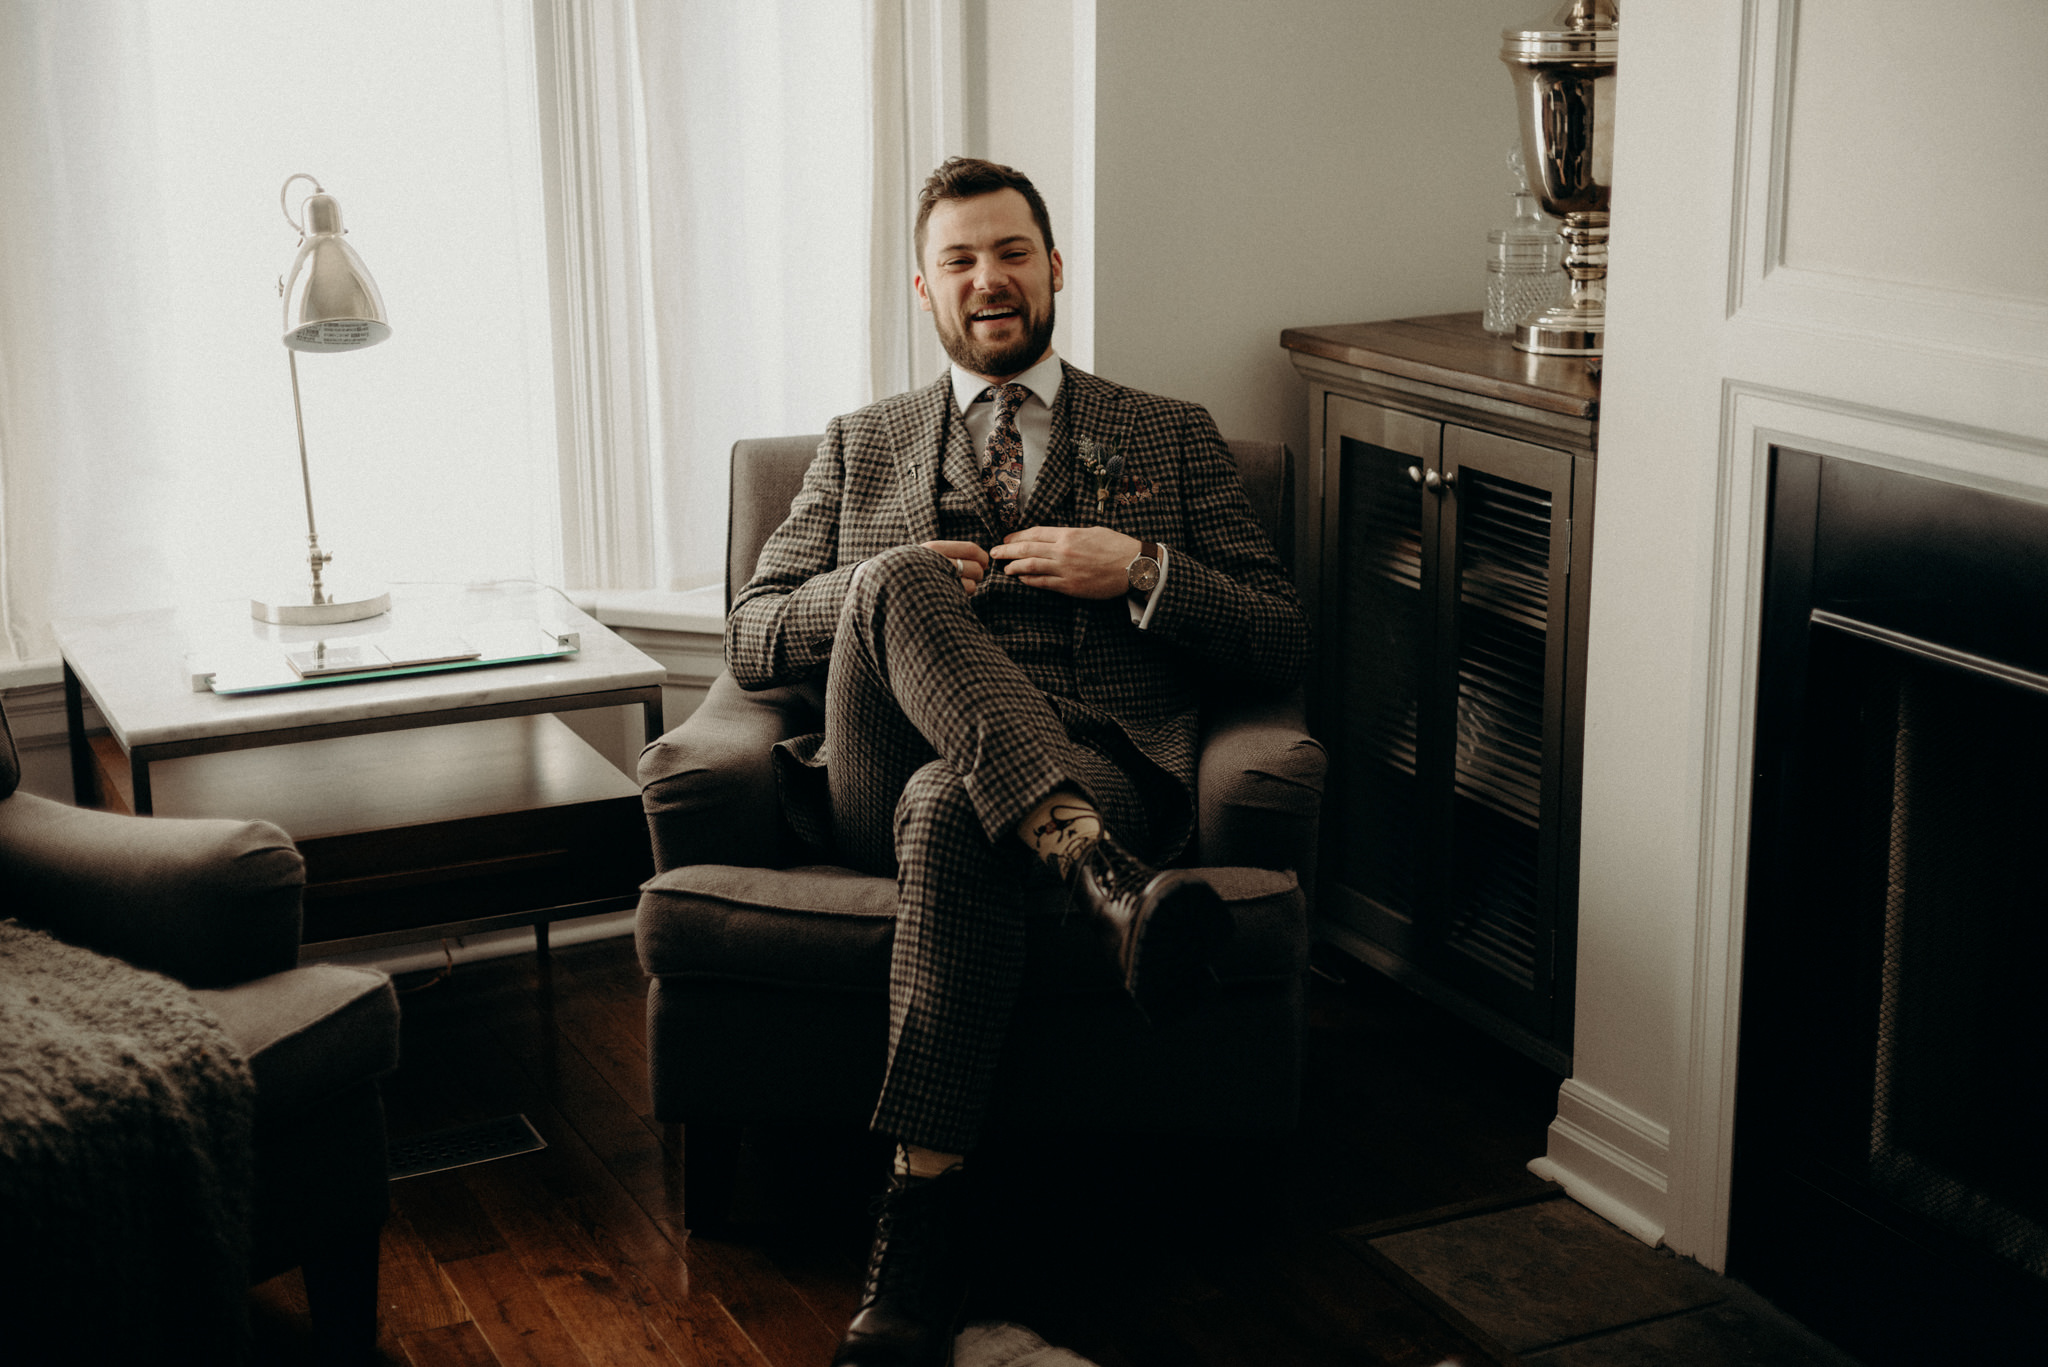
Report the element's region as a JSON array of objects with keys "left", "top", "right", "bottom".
[
  {"left": 1075, "top": 435, "right": 1124, "bottom": 513},
  {"left": 1077, "top": 434, "right": 1154, "bottom": 520}
]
